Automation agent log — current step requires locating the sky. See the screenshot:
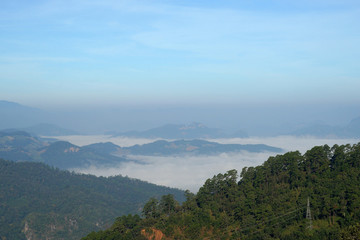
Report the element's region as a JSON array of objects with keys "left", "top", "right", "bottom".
[
  {"left": 1, "top": 1, "right": 360, "bottom": 190},
  {"left": 1, "top": 0, "right": 360, "bottom": 108}
]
